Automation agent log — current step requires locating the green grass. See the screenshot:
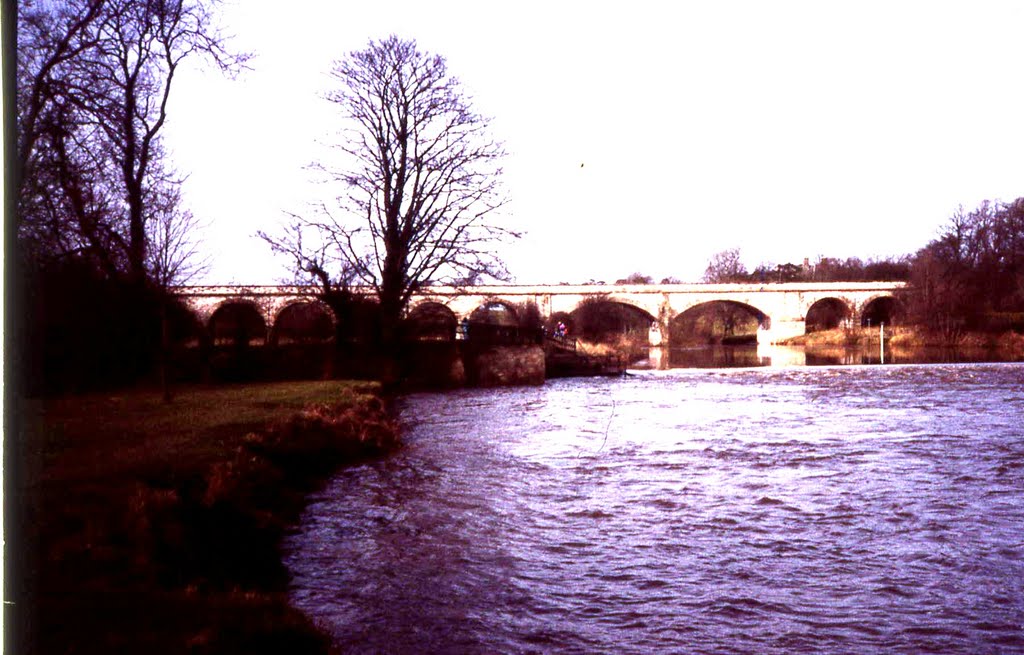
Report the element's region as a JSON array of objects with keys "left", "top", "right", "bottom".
[
  {"left": 14, "top": 380, "right": 387, "bottom": 655},
  {"left": 21, "top": 380, "right": 379, "bottom": 487}
]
